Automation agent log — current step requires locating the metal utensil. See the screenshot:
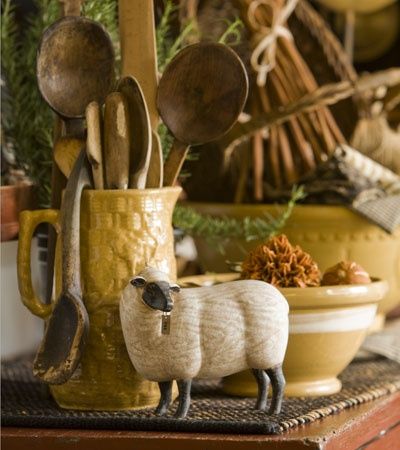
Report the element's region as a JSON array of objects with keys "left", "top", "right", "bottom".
[
  {"left": 117, "top": 77, "right": 152, "bottom": 189},
  {"left": 86, "top": 101, "right": 104, "bottom": 189},
  {"left": 157, "top": 42, "right": 248, "bottom": 186},
  {"left": 104, "top": 92, "right": 130, "bottom": 189},
  {"left": 33, "top": 150, "right": 92, "bottom": 384}
]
